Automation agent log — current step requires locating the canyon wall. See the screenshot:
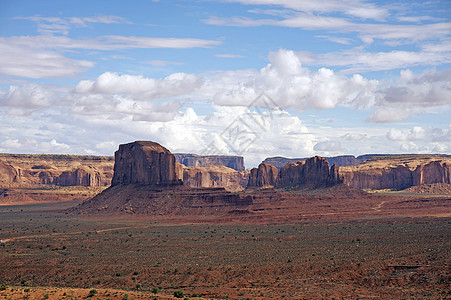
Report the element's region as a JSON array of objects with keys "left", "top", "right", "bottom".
[
  {"left": 341, "top": 156, "right": 451, "bottom": 190},
  {"left": 0, "top": 154, "right": 113, "bottom": 188},
  {"left": 174, "top": 153, "right": 245, "bottom": 171}
]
